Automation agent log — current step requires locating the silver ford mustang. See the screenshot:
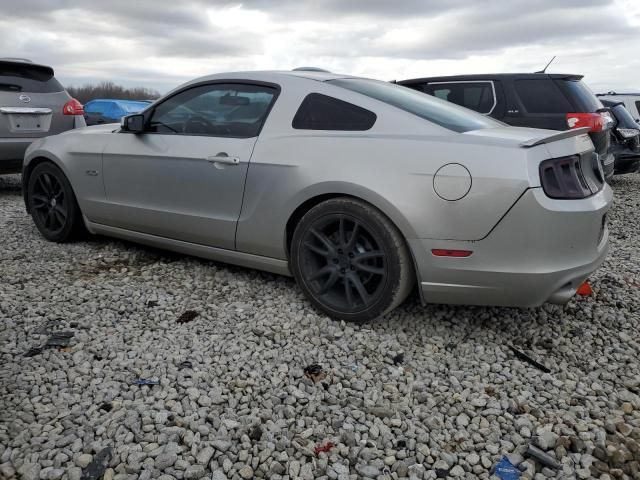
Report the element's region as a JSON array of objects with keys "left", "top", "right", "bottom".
[{"left": 22, "top": 70, "right": 612, "bottom": 322}]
